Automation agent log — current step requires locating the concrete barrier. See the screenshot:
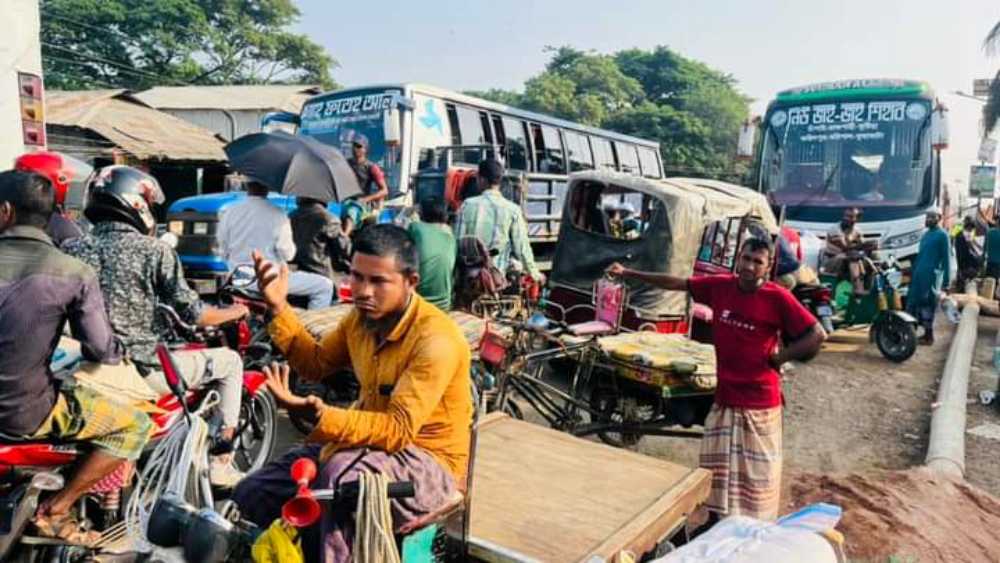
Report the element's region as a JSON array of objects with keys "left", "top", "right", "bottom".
[{"left": 925, "top": 285, "right": 979, "bottom": 478}]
